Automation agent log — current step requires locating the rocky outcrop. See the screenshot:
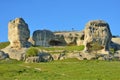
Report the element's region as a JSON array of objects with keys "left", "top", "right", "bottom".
[
  {"left": 53, "top": 33, "right": 66, "bottom": 46},
  {"left": 28, "top": 37, "right": 35, "bottom": 46},
  {"left": 8, "top": 18, "right": 30, "bottom": 49},
  {"left": 32, "top": 30, "right": 55, "bottom": 46},
  {"left": 0, "top": 51, "right": 8, "bottom": 60},
  {"left": 25, "top": 52, "right": 53, "bottom": 63},
  {"left": 2, "top": 46, "right": 27, "bottom": 60},
  {"left": 2, "top": 18, "right": 31, "bottom": 60},
  {"left": 112, "top": 38, "right": 120, "bottom": 45},
  {"left": 39, "top": 52, "right": 53, "bottom": 62},
  {"left": 25, "top": 56, "right": 40, "bottom": 63},
  {"left": 83, "top": 20, "right": 112, "bottom": 54},
  {"left": 110, "top": 38, "right": 120, "bottom": 50},
  {"left": 54, "top": 31, "right": 84, "bottom": 46}
]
